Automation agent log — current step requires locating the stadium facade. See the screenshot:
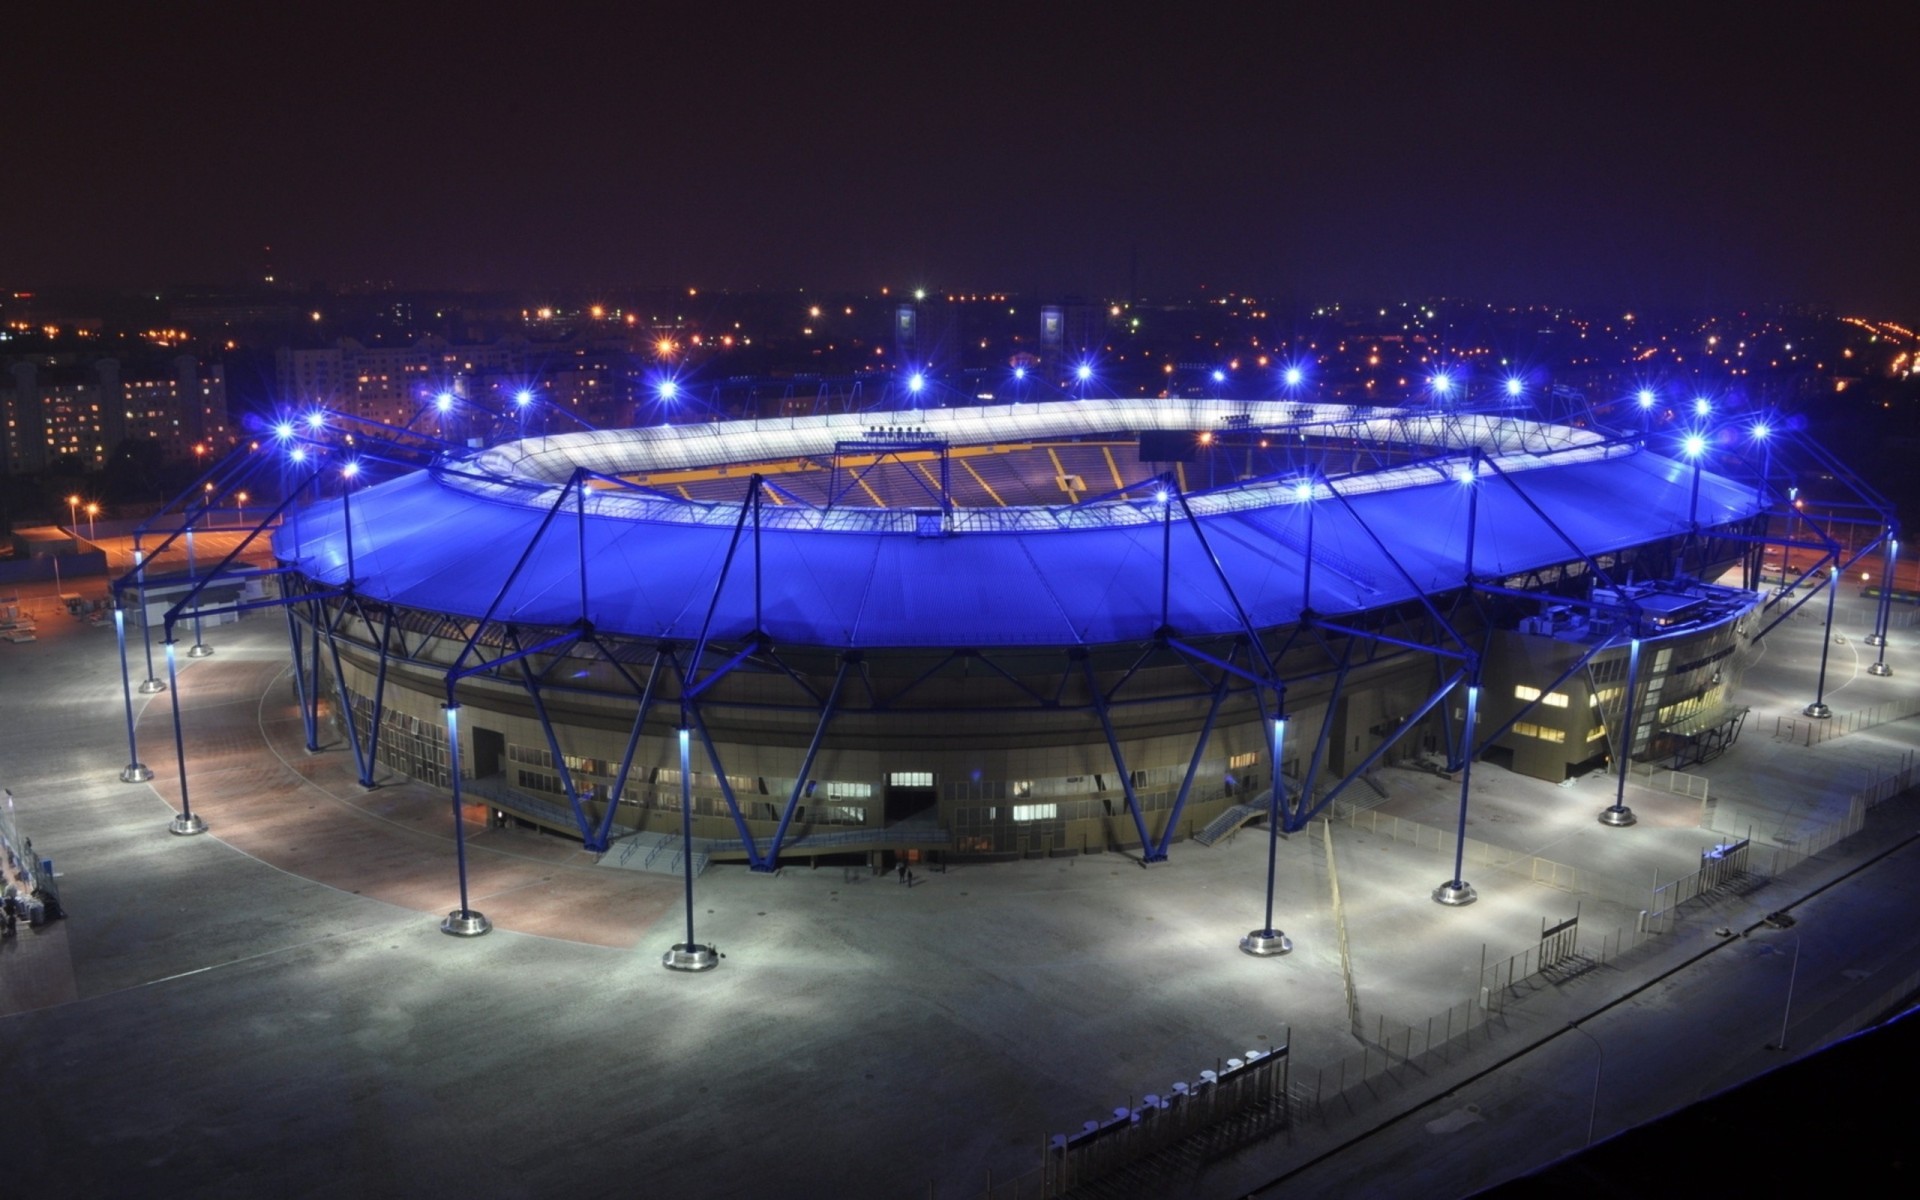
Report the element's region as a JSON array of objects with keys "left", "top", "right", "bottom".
[{"left": 239, "top": 397, "right": 1781, "bottom": 869}]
